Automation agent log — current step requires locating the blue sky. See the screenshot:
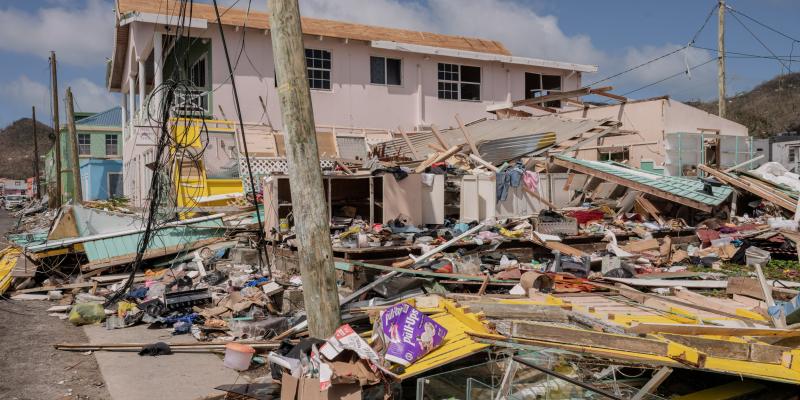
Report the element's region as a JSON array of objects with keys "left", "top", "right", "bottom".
[{"left": 1, "top": 0, "right": 798, "bottom": 128}]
